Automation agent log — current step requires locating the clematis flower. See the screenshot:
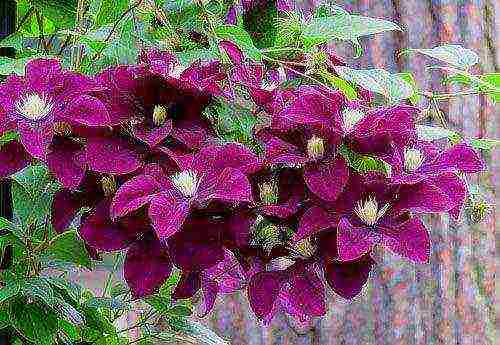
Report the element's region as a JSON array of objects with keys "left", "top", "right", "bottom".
[
  {"left": 111, "top": 143, "right": 259, "bottom": 240},
  {"left": 294, "top": 173, "right": 453, "bottom": 264},
  {"left": 388, "top": 140, "right": 485, "bottom": 220},
  {"left": 0, "top": 59, "right": 113, "bottom": 161}
]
